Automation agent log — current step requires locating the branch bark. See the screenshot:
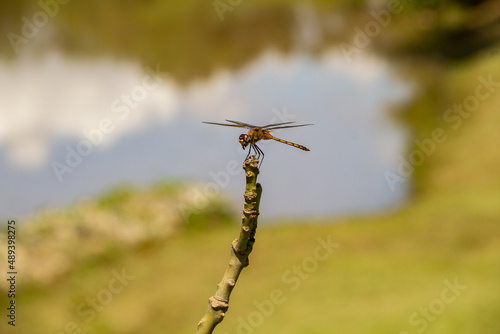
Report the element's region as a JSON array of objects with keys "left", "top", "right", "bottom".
[{"left": 196, "top": 157, "right": 262, "bottom": 334}]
